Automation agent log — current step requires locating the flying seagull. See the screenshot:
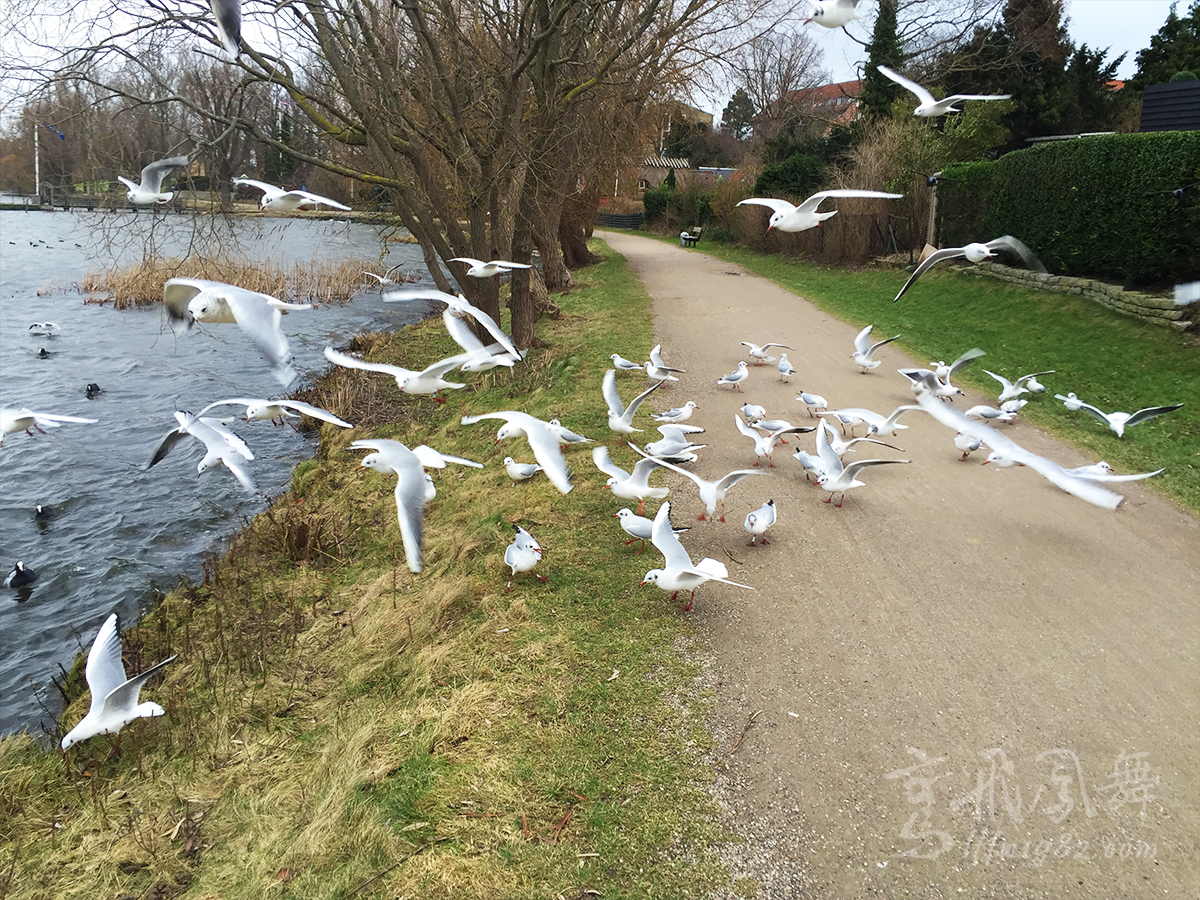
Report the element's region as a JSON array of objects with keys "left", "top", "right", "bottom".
[
  {"left": 449, "top": 257, "right": 533, "bottom": 278},
  {"left": 876, "top": 65, "right": 1012, "bottom": 117},
  {"left": 893, "top": 236, "right": 1046, "bottom": 302},
  {"left": 805, "top": 0, "right": 863, "bottom": 28},
  {"left": 118, "top": 156, "right": 189, "bottom": 206},
  {"left": 233, "top": 177, "right": 351, "bottom": 212},
  {"left": 738, "top": 189, "right": 903, "bottom": 233},
  {"left": 1054, "top": 393, "right": 1183, "bottom": 438}
]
